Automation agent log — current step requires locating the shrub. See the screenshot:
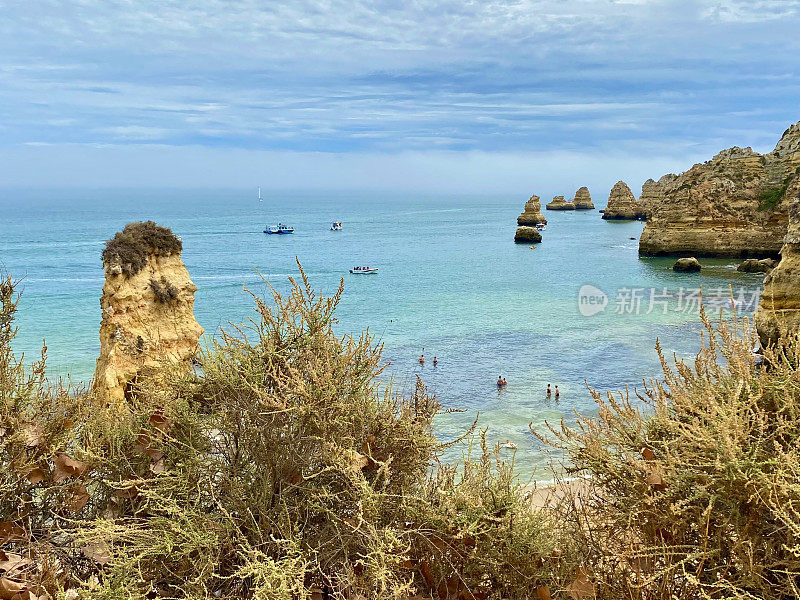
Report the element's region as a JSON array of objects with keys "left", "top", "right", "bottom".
[
  {"left": 537, "top": 307, "right": 800, "bottom": 599},
  {"left": 102, "top": 221, "right": 182, "bottom": 276},
  {"left": 1, "top": 271, "right": 580, "bottom": 600},
  {"left": 149, "top": 276, "right": 178, "bottom": 303}
]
